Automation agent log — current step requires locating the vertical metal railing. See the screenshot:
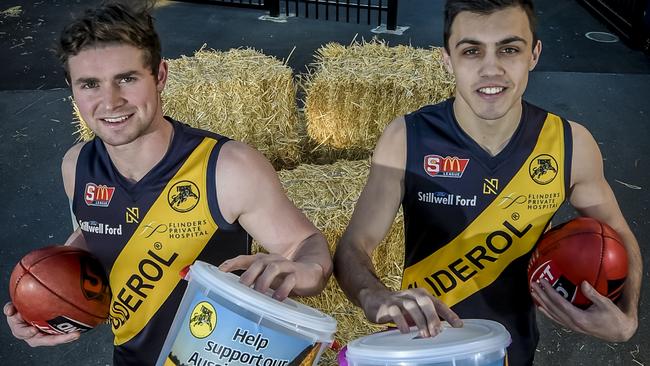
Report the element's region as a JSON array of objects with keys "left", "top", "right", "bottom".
[
  {"left": 386, "top": 0, "right": 397, "bottom": 30},
  {"left": 282, "top": 0, "right": 398, "bottom": 30},
  {"left": 171, "top": 0, "right": 399, "bottom": 30}
]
